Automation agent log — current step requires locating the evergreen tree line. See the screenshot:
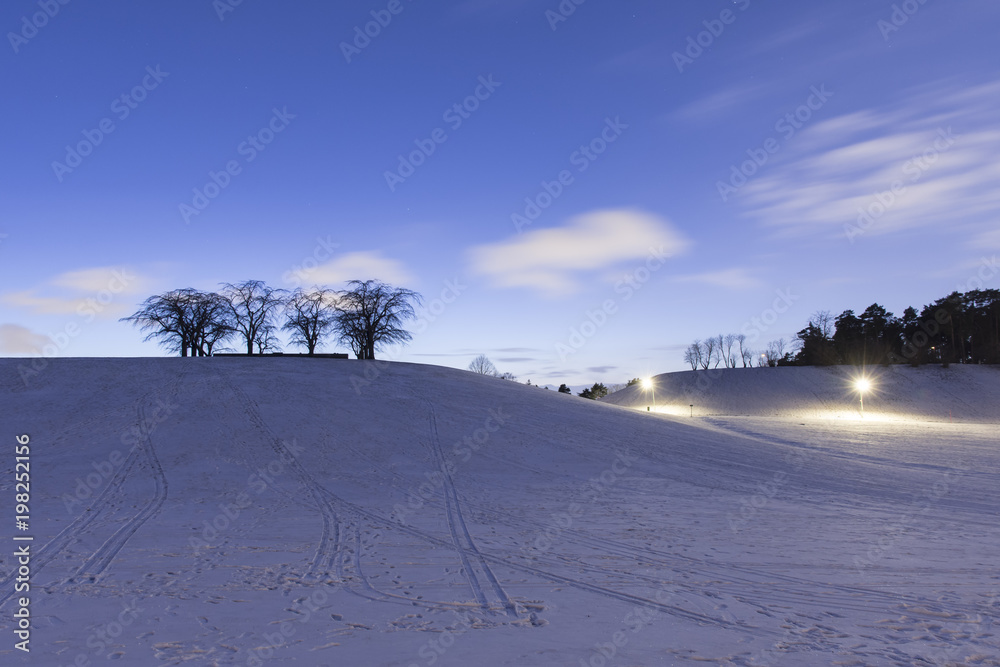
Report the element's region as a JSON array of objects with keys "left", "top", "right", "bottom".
[{"left": 685, "top": 289, "right": 1000, "bottom": 369}]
